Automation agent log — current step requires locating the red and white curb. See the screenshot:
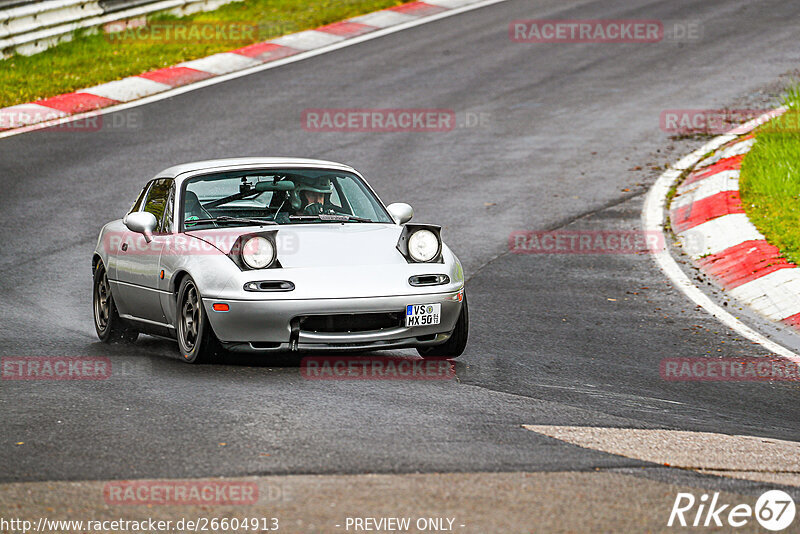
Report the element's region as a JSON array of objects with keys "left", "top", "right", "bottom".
[
  {"left": 670, "top": 121, "right": 800, "bottom": 326},
  {"left": 0, "top": 0, "right": 485, "bottom": 133},
  {"left": 644, "top": 108, "right": 800, "bottom": 363}
]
